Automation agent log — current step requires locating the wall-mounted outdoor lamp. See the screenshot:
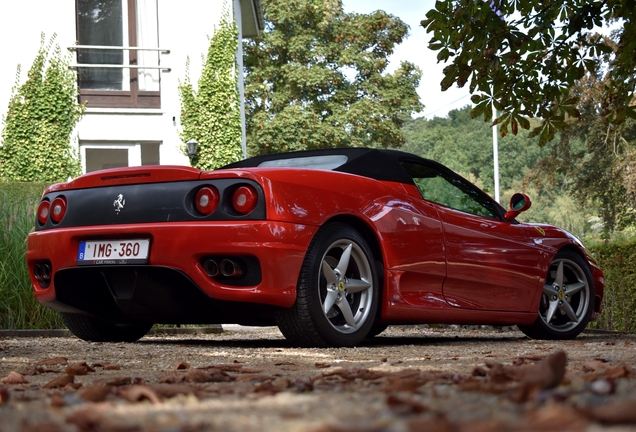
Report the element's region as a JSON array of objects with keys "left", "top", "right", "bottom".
[{"left": 186, "top": 139, "right": 198, "bottom": 160}]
